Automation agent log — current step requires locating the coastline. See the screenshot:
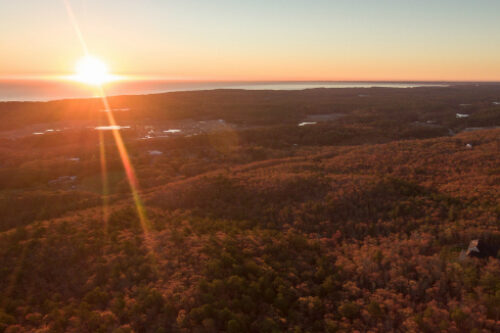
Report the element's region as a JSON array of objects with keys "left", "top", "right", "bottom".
[{"left": 0, "top": 80, "right": 458, "bottom": 102}]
